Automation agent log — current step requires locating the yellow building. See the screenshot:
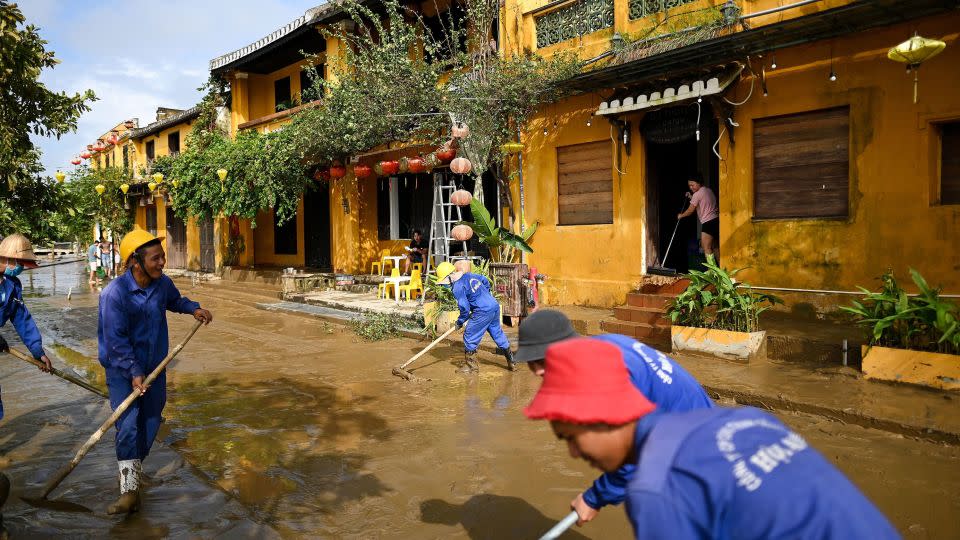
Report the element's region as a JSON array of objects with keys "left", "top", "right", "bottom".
[{"left": 498, "top": 0, "right": 960, "bottom": 307}]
